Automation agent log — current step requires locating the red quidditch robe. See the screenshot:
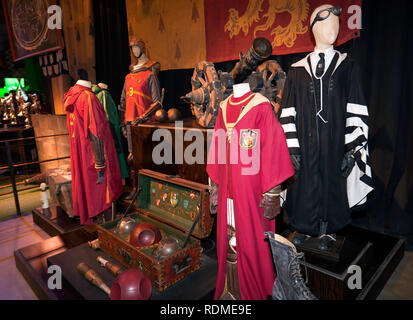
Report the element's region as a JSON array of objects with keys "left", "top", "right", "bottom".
[
  {"left": 207, "top": 92, "right": 294, "bottom": 300},
  {"left": 64, "top": 84, "right": 123, "bottom": 225},
  {"left": 124, "top": 70, "right": 153, "bottom": 123}
]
